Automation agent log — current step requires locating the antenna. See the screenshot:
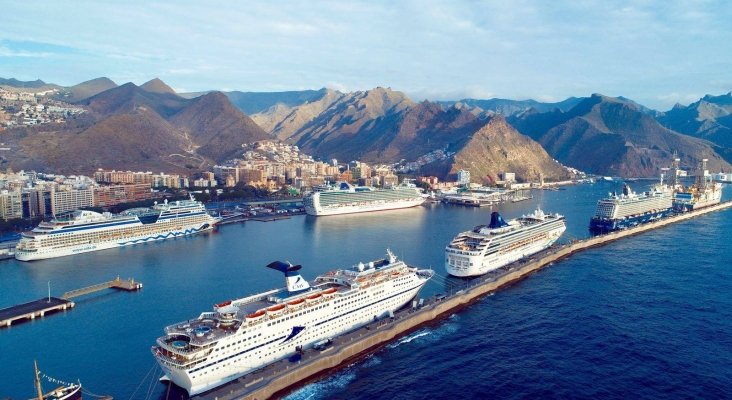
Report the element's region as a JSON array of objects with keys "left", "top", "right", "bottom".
[{"left": 47, "top": 281, "right": 50, "bottom": 303}]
